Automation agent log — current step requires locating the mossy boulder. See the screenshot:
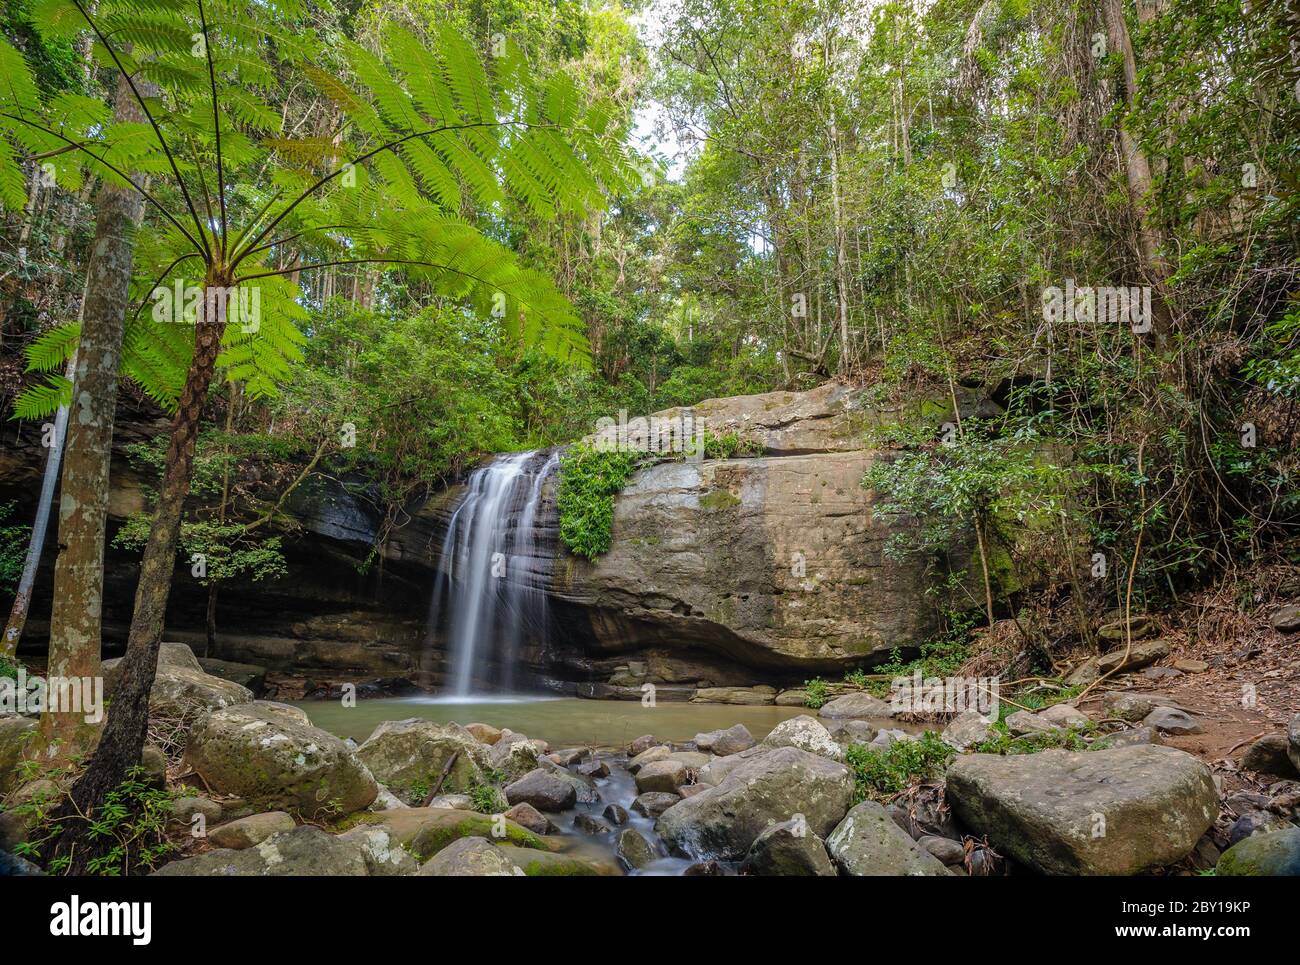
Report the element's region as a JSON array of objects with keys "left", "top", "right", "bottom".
[
  {"left": 493, "top": 844, "right": 621, "bottom": 876},
  {"left": 183, "top": 701, "right": 377, "bottom": 818},
  {"left": 356, "top": 718, "right": 490, "bottom": 804},
  {"left": 1216, "top": 827, "right": 1300, "bottom": 876},
  {"left": 360, "top": 806, "right": 548, "bottom": 861}
]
